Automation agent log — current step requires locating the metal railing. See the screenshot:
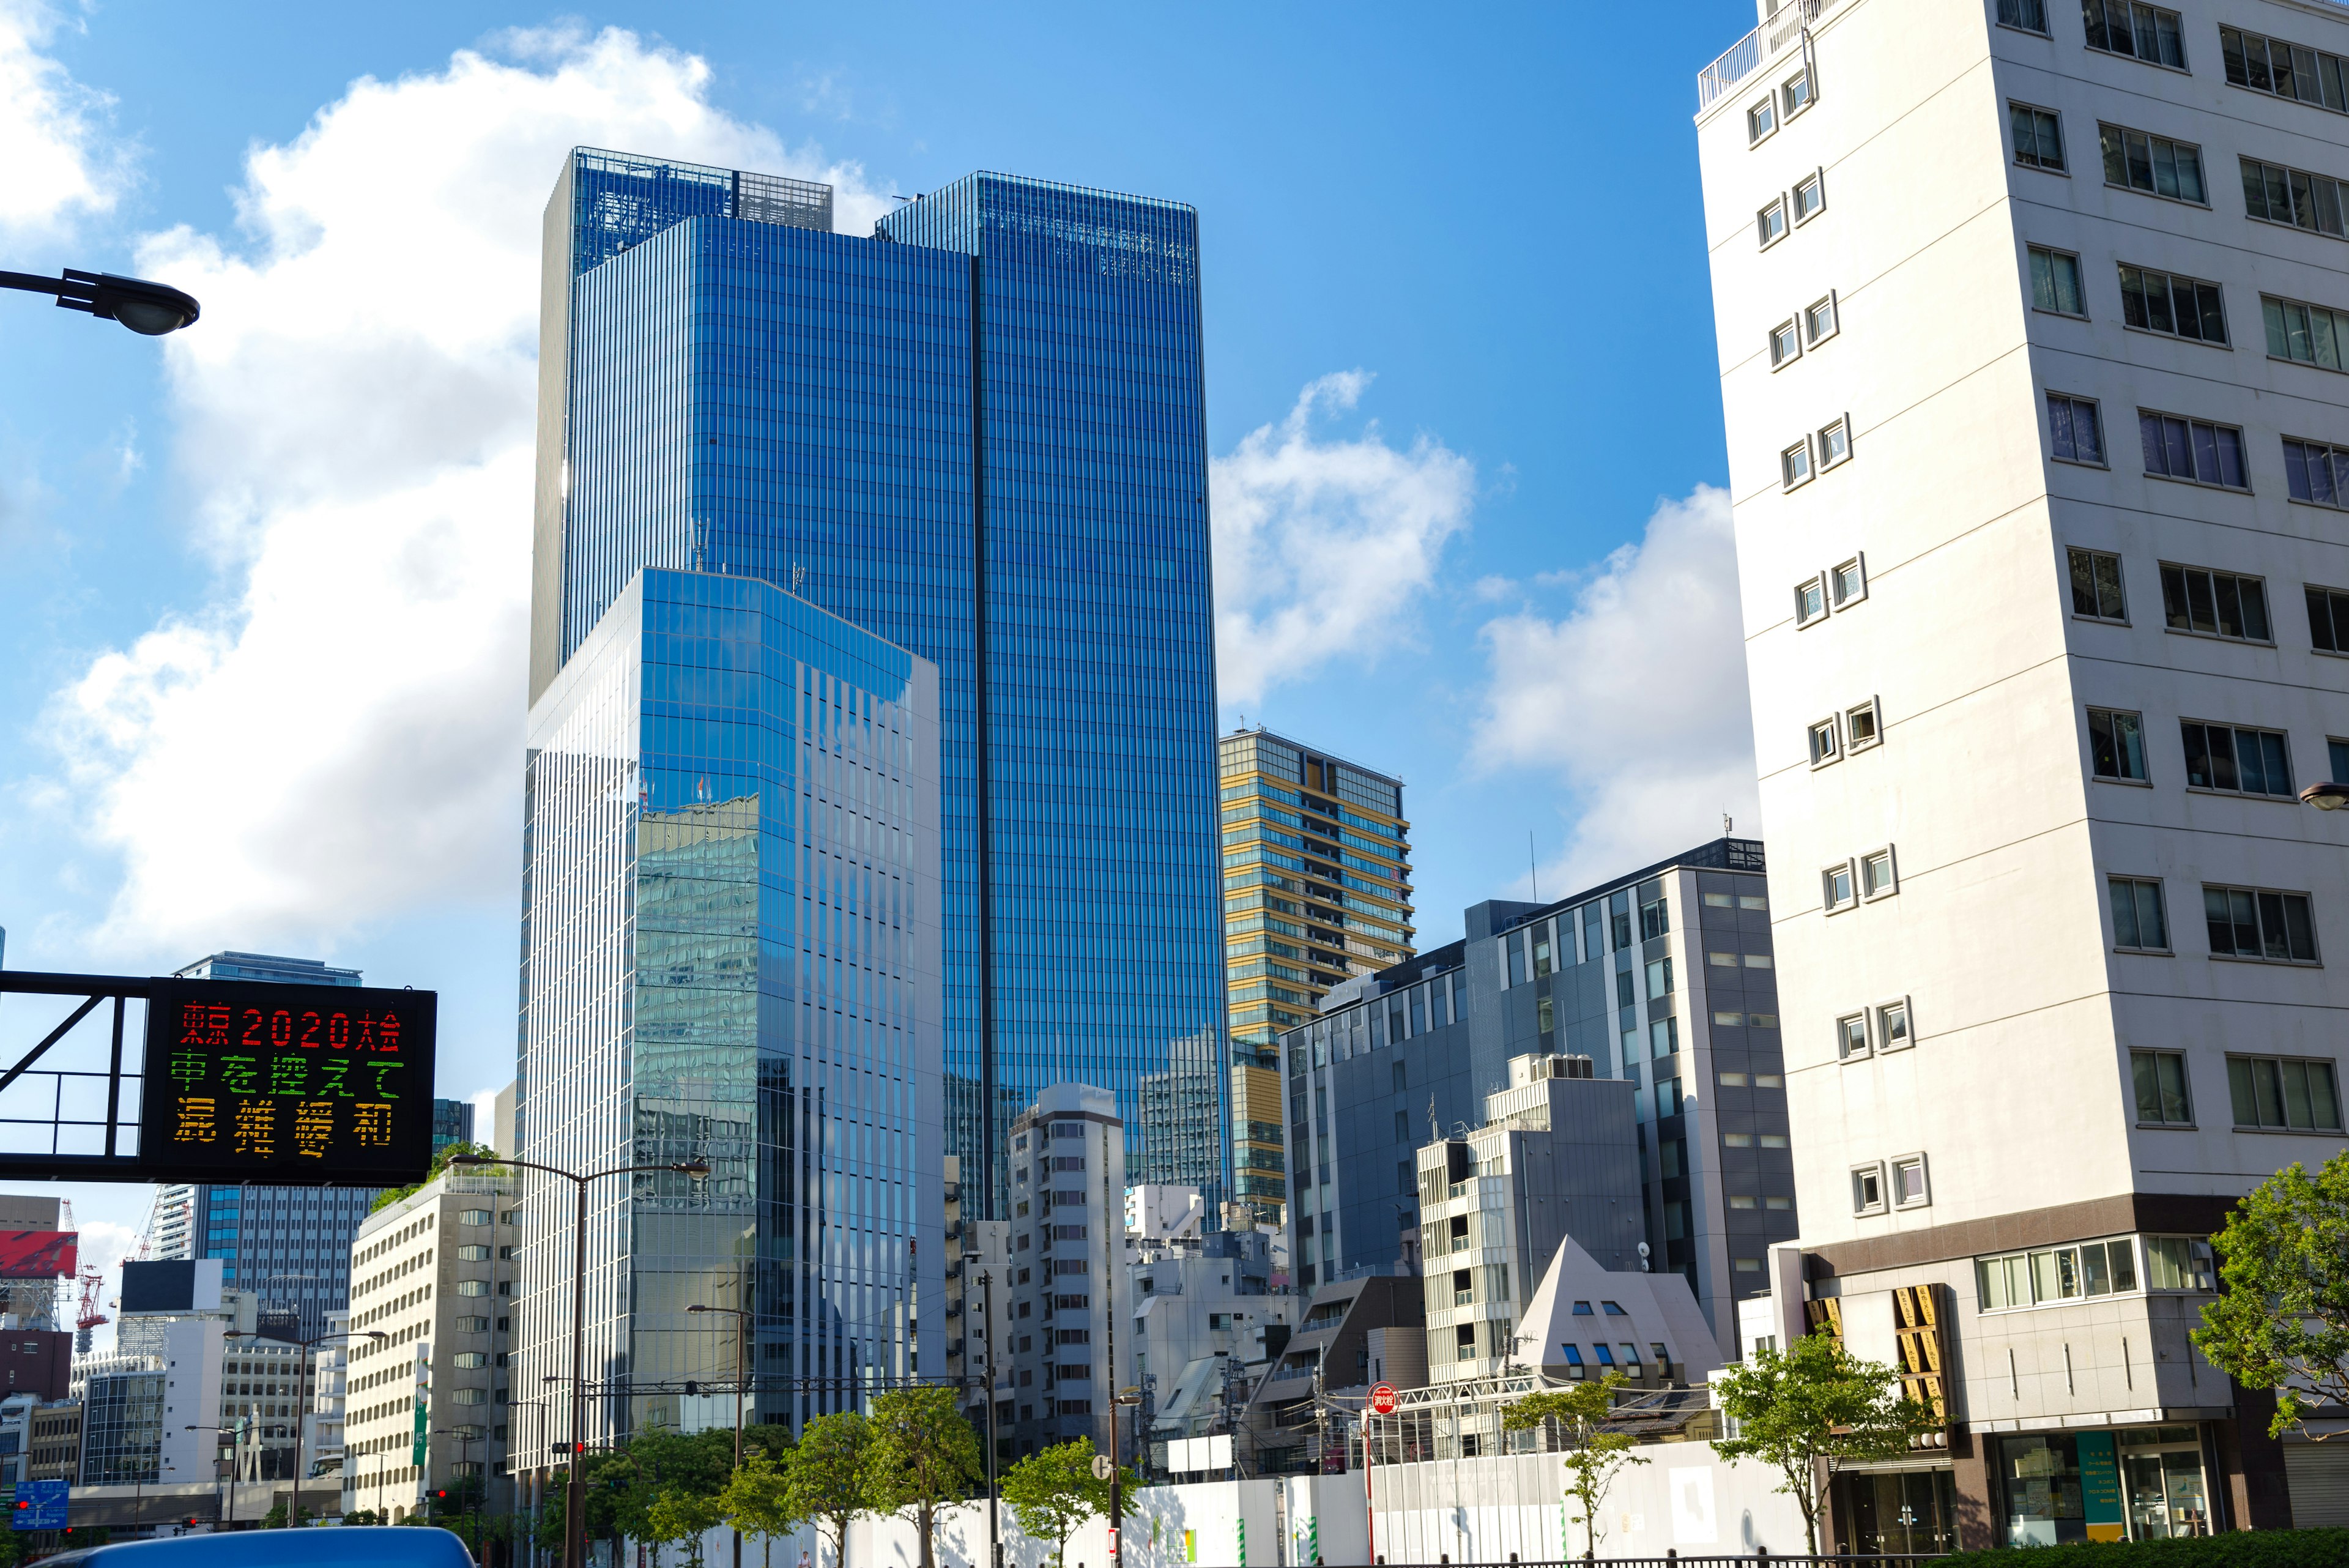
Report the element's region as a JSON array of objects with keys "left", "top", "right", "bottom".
[{"left": 1698, "top": 0, "right": 1827, "bottom": 110}]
